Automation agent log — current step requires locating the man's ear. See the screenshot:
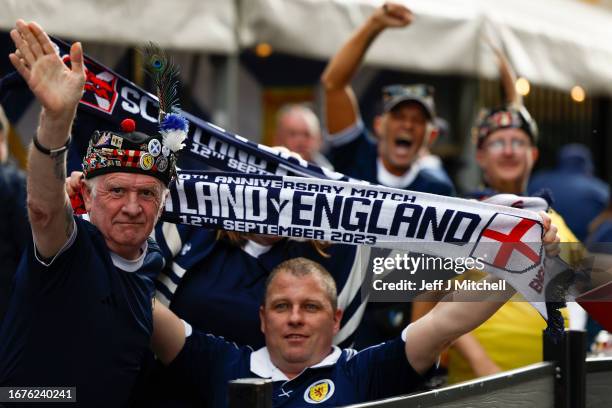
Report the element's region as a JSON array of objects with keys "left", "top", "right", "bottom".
[
  {"left": 531, "top": 146, "right": 539, "bottom": 163},
  {"left": 427, "top": 125, "right": 439, "bottom": 147},
  {"left": 81, "top": 181, "right": 93, "bottom": 212},
  {"left": 312, "top": 131, "right": 323, "bottom": 151},
  {"left": 333, "top": 309, "right": 343, "bottom": 335},
  {"left": 157, "top": 188, "right": 169, "bottom": 220},
  {"left": 0, "top": 131, "right": 7, "bottom": 163},
  {"left": 373, "top": 115, "right": 384, "bottom": 139}
]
